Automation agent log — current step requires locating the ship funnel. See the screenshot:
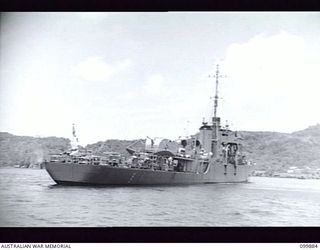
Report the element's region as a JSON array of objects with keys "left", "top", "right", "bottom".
[
  {"left": 199, "top": 123, "right": 212, "bottom": 154},
  {"left": 211, "top": 116, "right": 221, "bottom": 157}
]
